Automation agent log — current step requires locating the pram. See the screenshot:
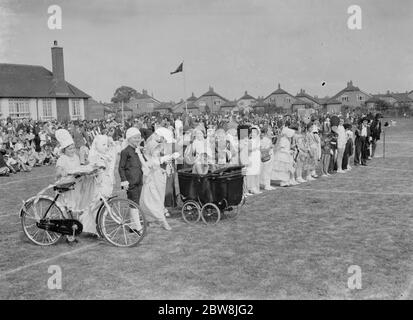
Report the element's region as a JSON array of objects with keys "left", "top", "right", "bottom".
[{"left": 177, "top": 165, "right": 245, "bottom": 225}]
